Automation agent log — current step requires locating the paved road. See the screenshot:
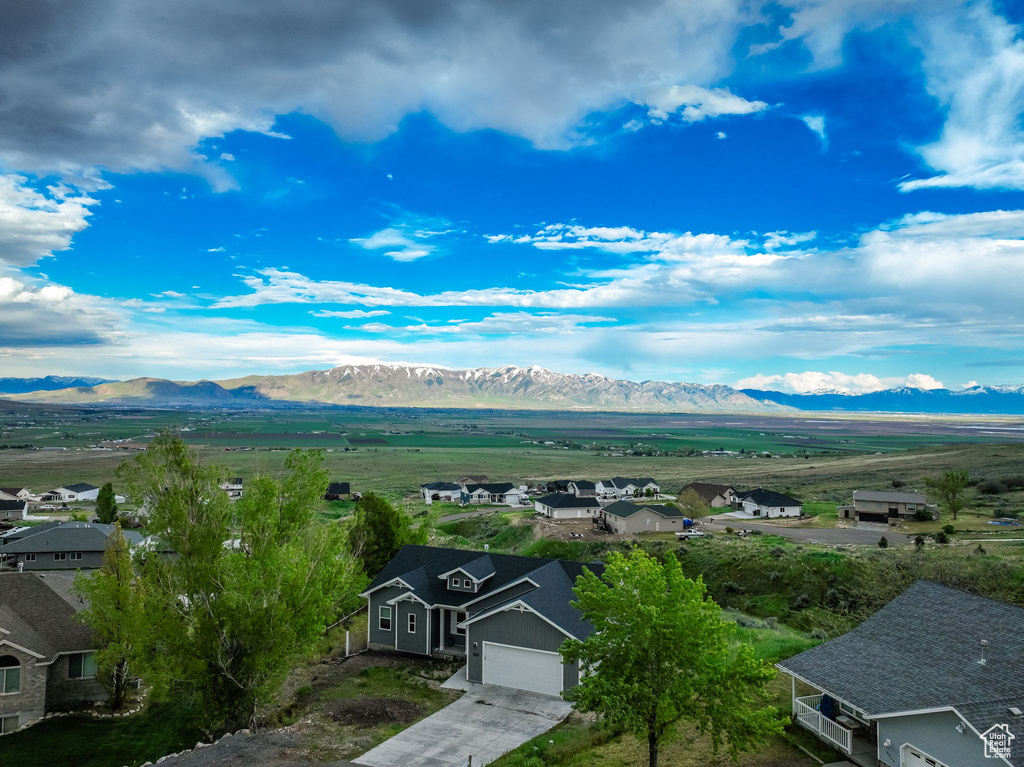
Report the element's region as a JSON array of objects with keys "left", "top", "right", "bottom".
[
  {"left": 354, "top": 684, "right": 572, "bottom": 767},
  {"left": 701, "top": 516, "right": 913, "bottom": 545}
]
